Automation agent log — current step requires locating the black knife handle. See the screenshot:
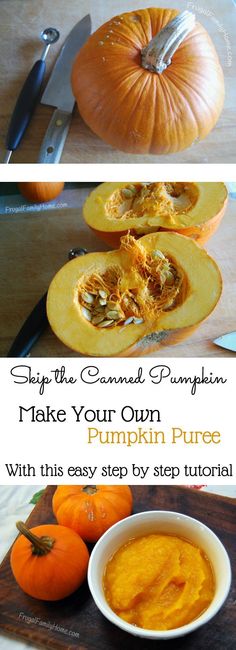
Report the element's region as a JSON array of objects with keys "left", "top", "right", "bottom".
[
  {"left": 7, "top": 292, "right": 48, "bottom": 357},
  {"left": 6, "top": 60, "right": 46, "bottom": 152}
]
